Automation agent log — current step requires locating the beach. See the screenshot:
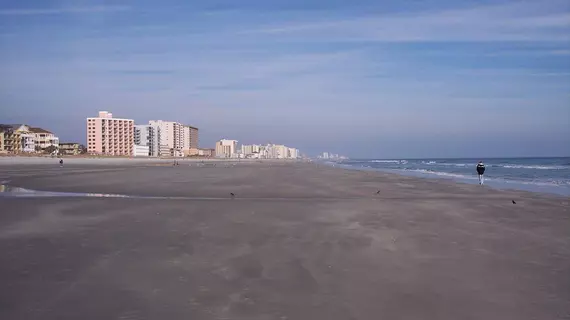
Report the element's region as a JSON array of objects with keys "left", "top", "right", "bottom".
[{"left": 0, "top": 159, "right": 569, "bottom": 320}]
